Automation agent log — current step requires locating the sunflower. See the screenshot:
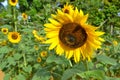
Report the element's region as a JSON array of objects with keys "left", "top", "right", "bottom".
[
  {"left": 37, "top": 57, "right": 42, "bottom": 63},
  {"left": 22, "top": 13, "right": 28, "bottom": 20},
  {"left": 8, "top": 32, "right": 21, "bottom": 43},
  {"left": 1, "top": 28, "right": 8, "bottom": 34},
  {"left": 112, "top": 40, "right": 118, "bottom": 46},
  {"left": 40, "top": 51, "right": 47, "bottom": 57},
  {"left": 9, "top": 0, "right": 18, "bottom": 6},
  {"left": 62, "top": 3, "right": 74, "bottom": 14},
  {"left": 44, "top": 5, "right": 104, "bottom": 63},
  {"left": 0, "top": 40, "right": 7, "bottom": 46},
  {"left": 34, "top": 45, "right": 39, "bottom": 50},
  {"left": 32, "top": 30, "right": 45, "bottom": 42}
]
